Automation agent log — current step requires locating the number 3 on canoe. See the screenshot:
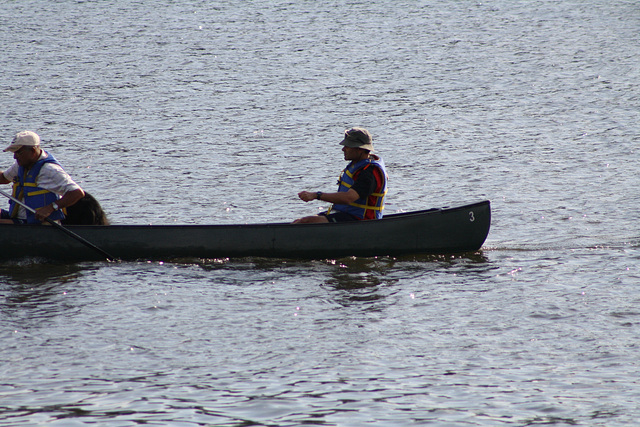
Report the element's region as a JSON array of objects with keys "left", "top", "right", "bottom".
[{"left": 469, "top": 212, "right": 475, "bottom": 222}]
